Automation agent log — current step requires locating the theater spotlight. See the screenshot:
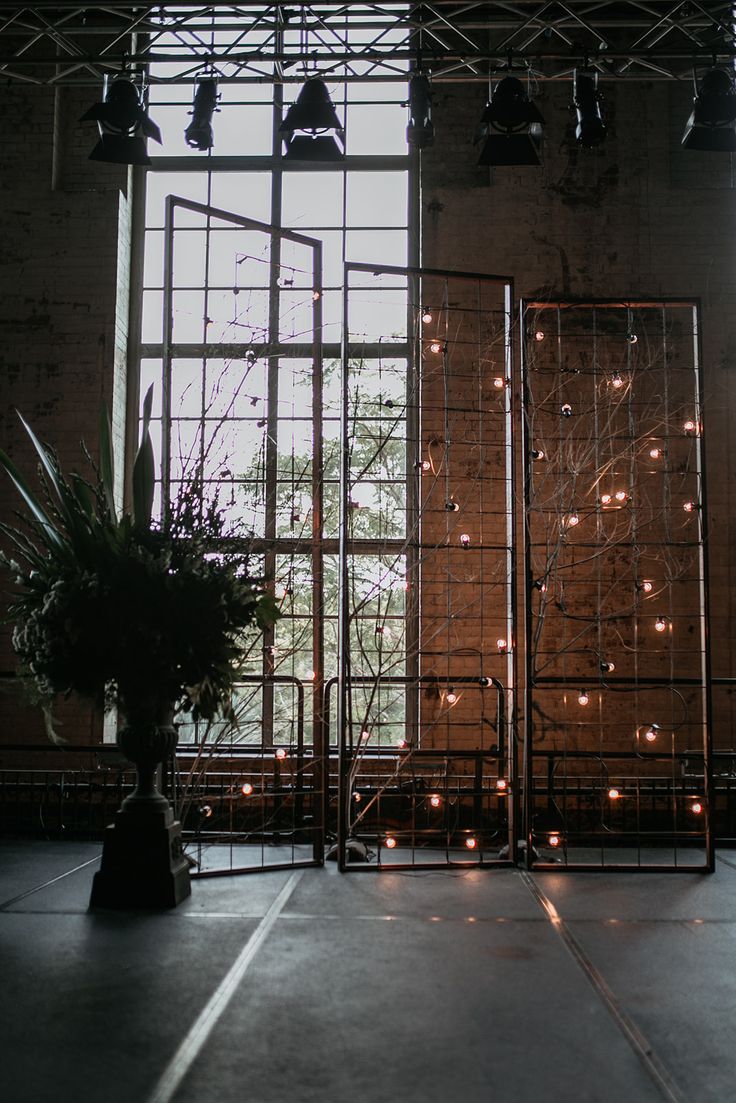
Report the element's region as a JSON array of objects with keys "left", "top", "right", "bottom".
[
  {"left": 682, "top": 68, "right": 736, "bottom": 151},
  {"left": 475, "top": 76, "right": 545, "bottom": 166},
  {"left": 280, "top": 77, "right": 345, "bottom": 161},
  {"left": 80, "top": 76, "right": 162, "bottom": 165},
  {"left": 185, "top": 76, "right": 219, "bottom": 151},
  {"left": 573, "top": 70, "right": 606, "bottom": 147},
  {"left": 407, "top": 72, "right": 434, "bottom": 148}
]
